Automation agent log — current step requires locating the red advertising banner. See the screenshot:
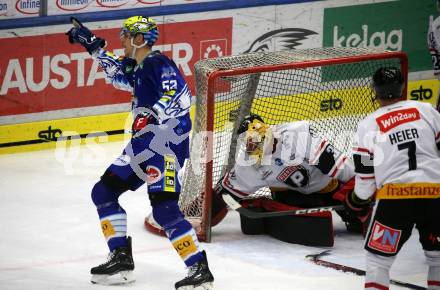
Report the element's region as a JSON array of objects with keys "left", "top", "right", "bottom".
[{"left": 0, "top": 18, "right": 232, "bottom": 116}]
